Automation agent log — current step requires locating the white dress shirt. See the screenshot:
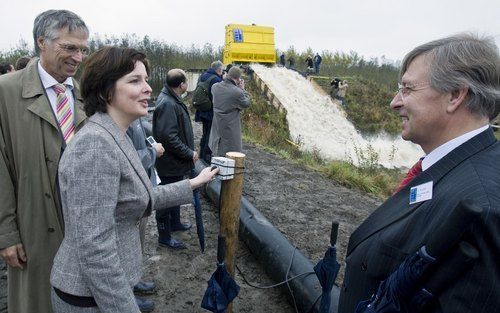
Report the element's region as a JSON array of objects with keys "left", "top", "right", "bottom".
[
  {"left": 422, "top": 124, "right": 490, "bottom": 171},
  {"left": 37, "top": 61, "right": 75, "bottom": 117}
]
